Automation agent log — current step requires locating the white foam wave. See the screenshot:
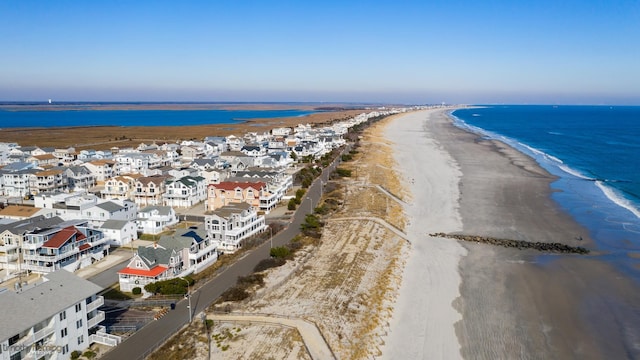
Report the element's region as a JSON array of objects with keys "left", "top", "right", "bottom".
[
  {"left": 558, "top": 164, "right": 592, "bottom": 180},
  {"left": 595, "top": 181, "right": 640, "bottom": 219}
]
